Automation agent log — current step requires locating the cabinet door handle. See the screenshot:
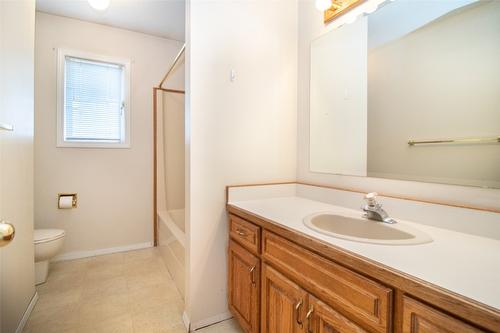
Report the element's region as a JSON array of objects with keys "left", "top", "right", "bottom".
[
  {"left": 295, "top": 300, "right": 304, "bottom": 327},
  {"left": 249, "top": 265, "right": 256, "bottom": 286},
  {"left": 236, "top": 228, "right": 247, "bottom": 237},
  {"left": 306, "top": 305, "right": 314, "bottom": 333}
]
